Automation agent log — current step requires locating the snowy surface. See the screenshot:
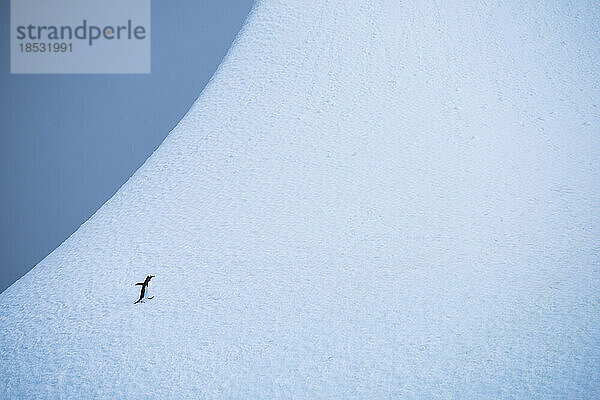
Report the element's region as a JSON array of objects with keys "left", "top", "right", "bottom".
[{"left": 1, "top": 0, "right": 599, "bottom": 398}]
